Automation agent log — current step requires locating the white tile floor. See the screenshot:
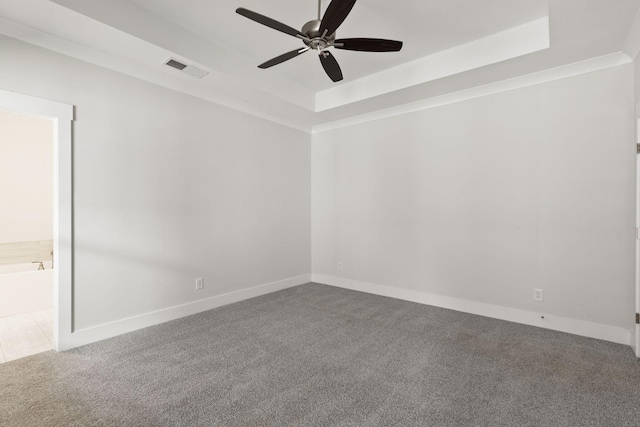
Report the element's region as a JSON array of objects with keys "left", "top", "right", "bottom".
[{"left": 0, "top": 309, "right": 53, "bottom": 363}]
